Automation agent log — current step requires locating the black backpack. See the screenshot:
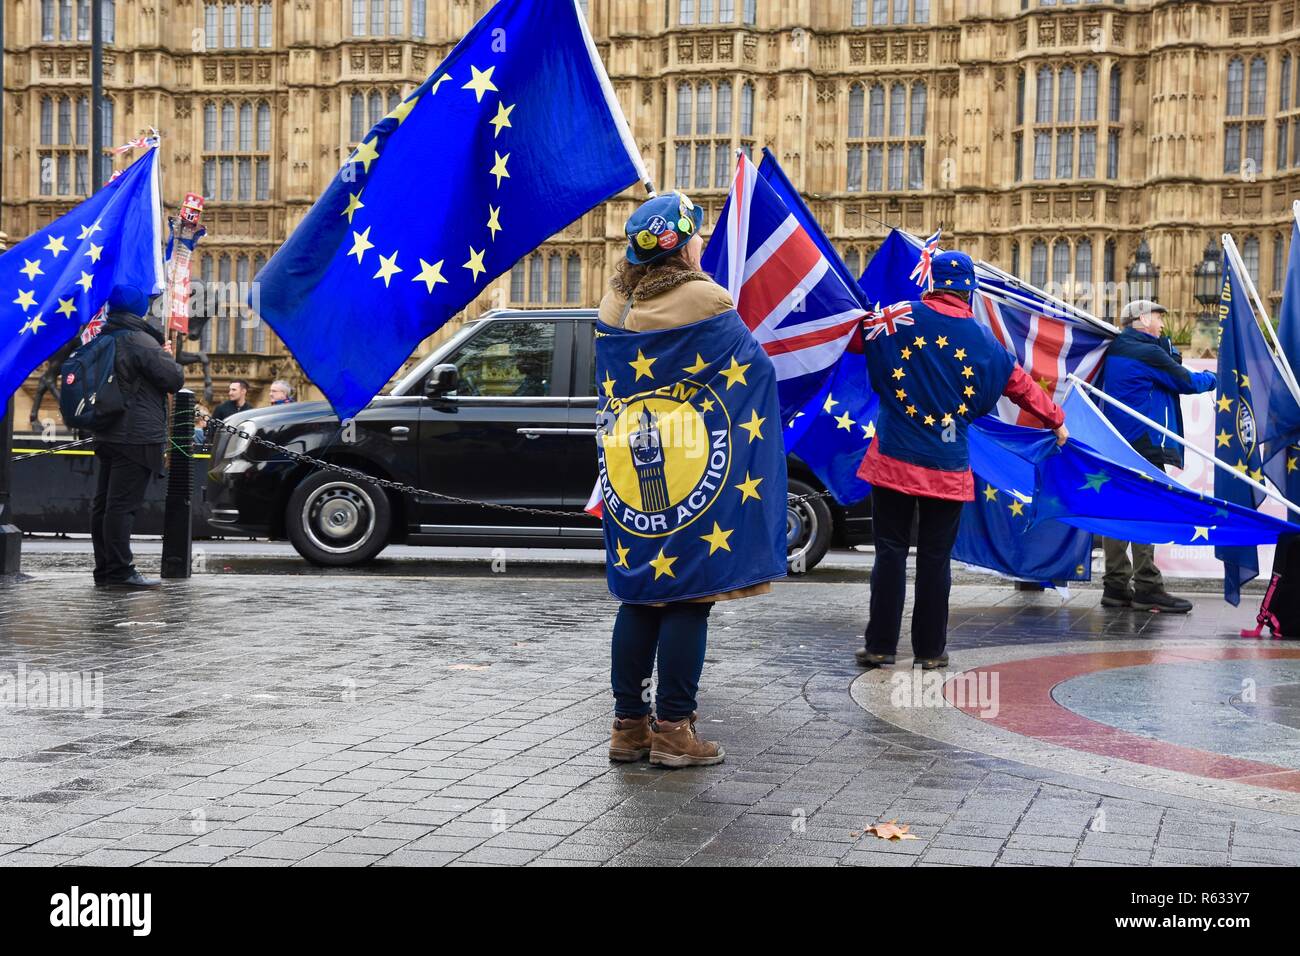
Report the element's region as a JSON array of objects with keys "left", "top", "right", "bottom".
[
  {"left": 1241, "top": 533, "right": 1300, "bottom": 639},
  {"left": 58, "top": 329, "right": 131, "bottom": 432}
]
